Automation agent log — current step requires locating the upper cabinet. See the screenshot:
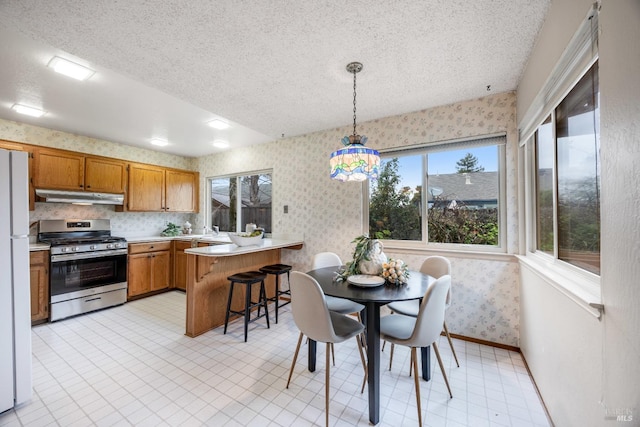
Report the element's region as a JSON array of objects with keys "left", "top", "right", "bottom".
[
  {"left": 127, "top": 163, "right": 198, "bottom": 212},
  {"left": 34, "top": 147, "right": 126, "bottom": 194},
  {"left": 85, "top": 157, "right": 127, "bottom": 193}
]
